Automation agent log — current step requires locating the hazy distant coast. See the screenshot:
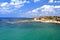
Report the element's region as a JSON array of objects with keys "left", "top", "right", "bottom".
[
  {"left": 5, "top": 20, "right": 60, "bottom": 24},
  {"left": 0, "top": 16, "right": 60, "bottom": 24}
]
